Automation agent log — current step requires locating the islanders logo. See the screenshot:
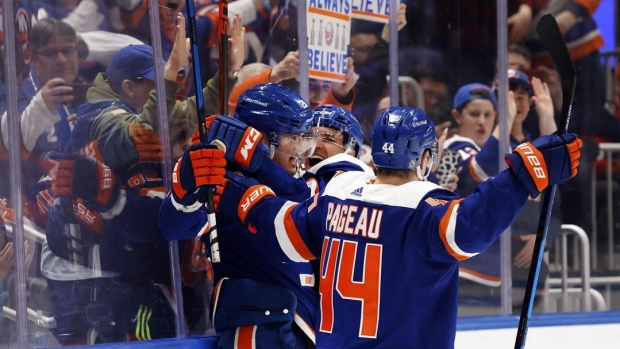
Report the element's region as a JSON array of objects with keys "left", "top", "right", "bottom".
[{"left": 325, "top": 22, "right": 334, "bottom": 46}]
